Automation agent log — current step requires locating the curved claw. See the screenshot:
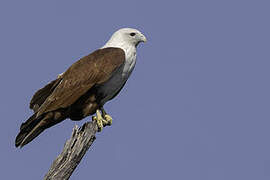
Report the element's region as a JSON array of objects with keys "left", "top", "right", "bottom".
[
  {"left": 92, "top": 109, "right": 113, "bottom": 132},
  {"left": 104, "top": 114, "right": 112, "bottom": 126}
]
